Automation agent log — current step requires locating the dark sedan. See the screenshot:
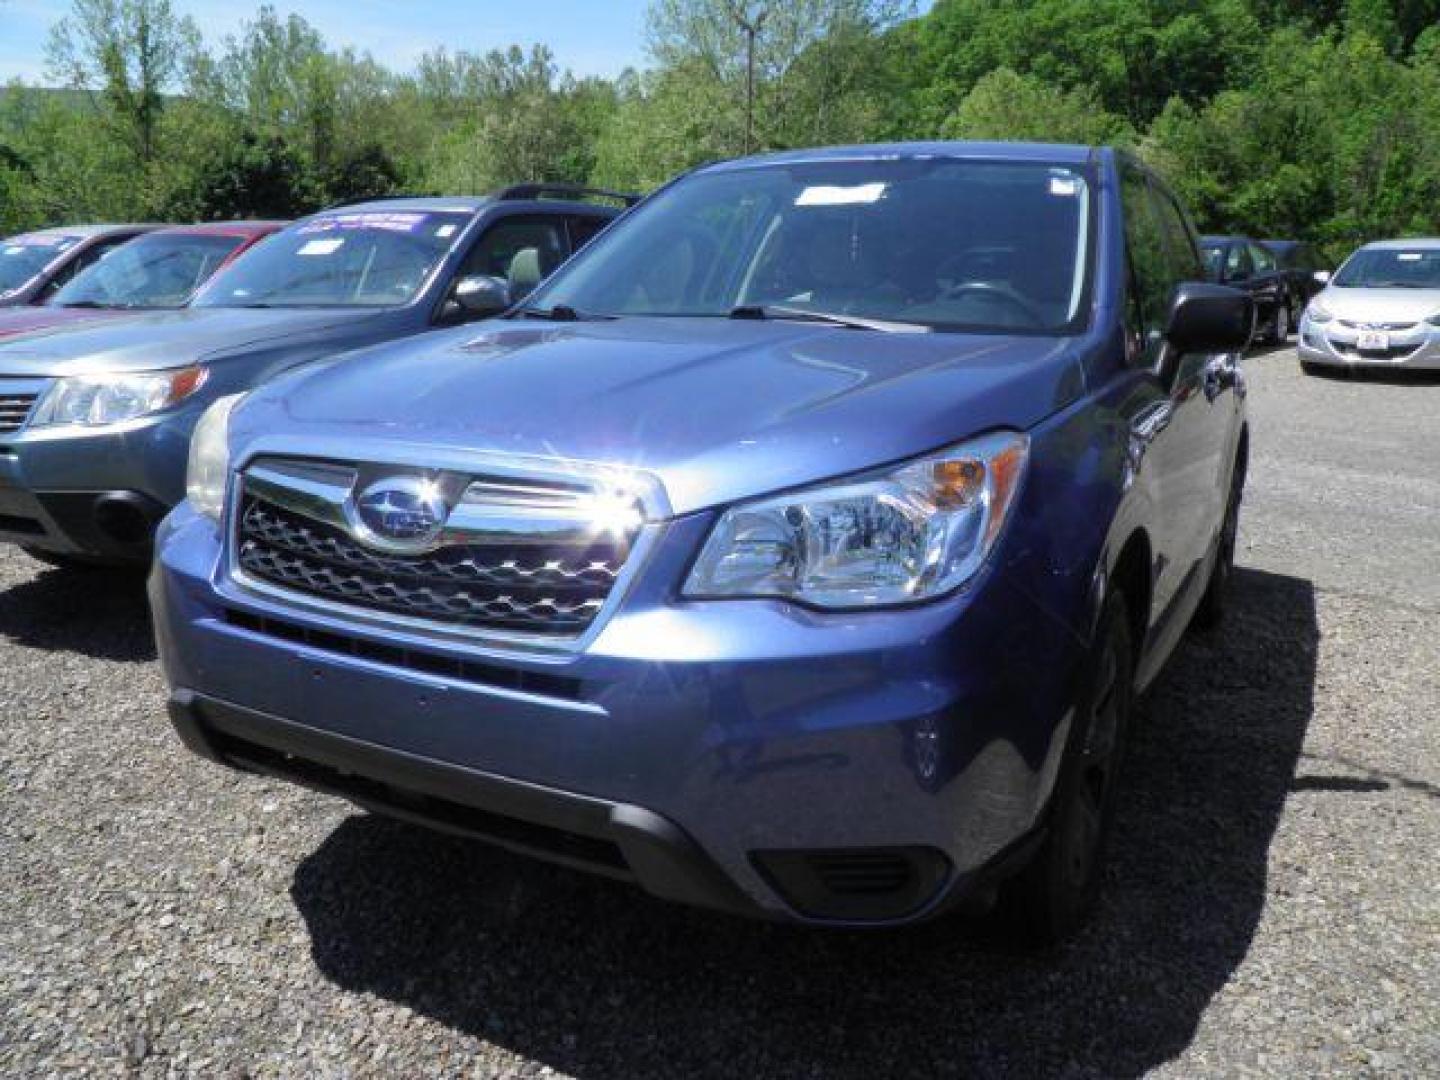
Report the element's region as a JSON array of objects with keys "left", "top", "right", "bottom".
[
  {"left": 1200, "top": 235, "right": 1294, "bottom": 345},
  {"left": 1263, "top": 239, "right": 1331, "bottom": 308}
]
